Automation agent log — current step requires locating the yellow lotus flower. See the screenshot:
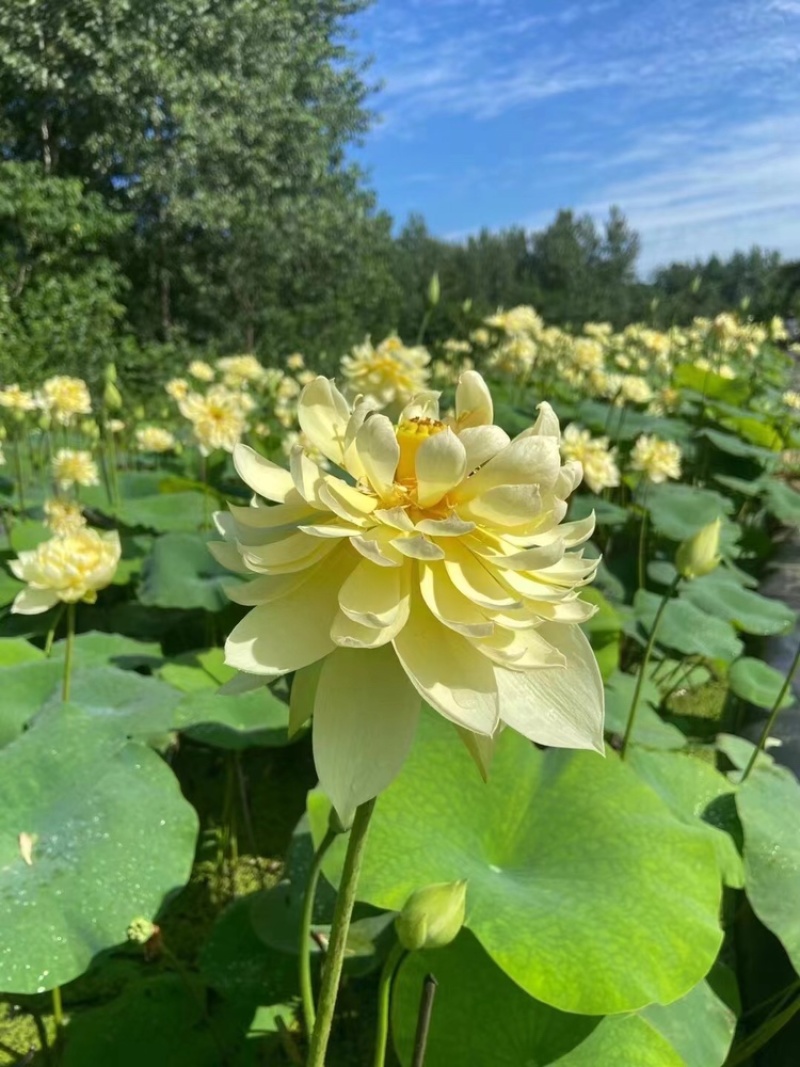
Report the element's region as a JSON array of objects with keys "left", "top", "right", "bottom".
[
  {"left": 216, "top": 354, "right": 265, "bottom": 388},
  {"left": 51, "top": 448, "right": 100, "bottom": 491},
  {"left": 213, "top": 371, "right": 604, "bottom": 822},
  {"left": 561, "top": 425, "right": 620, "bottom": 495},
  {"left": 10, "top": 528, "right": 120, "bottom": 614},
  {"left": 135, "top": 426, "right": 177, "bottom": 453},
  {"left": 188, "top": 359, "right": 215, "bottom": 382},
  {"left": 165, "top": 378, "right": 190, "bottom": 402},
  {"left": 43, "top": 499, "right": 87, "bottom": 537},
  {"left": 340, "top": 335, "right": 431, "bottom": 413},
  {"left": 630, "top": 435, "right": 682, "bottom": 484},
  {"left": 40, "top": 376, "right": 92, "bottom": 425},
  {"left": 0, "top": 384, "right": 37, "bottom": 412},
  {"left": 179, "top": 385, "right": 248, "bottom": 455}
]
